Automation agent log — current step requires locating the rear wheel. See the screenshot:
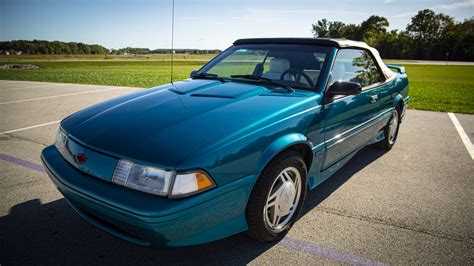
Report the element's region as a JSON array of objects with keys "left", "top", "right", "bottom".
[
  {"left": 246, "top": 151, "right": 307, "bottom": 242},
  {"left": 375, "top": 106, "right": 401, "bottom": 150}
]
